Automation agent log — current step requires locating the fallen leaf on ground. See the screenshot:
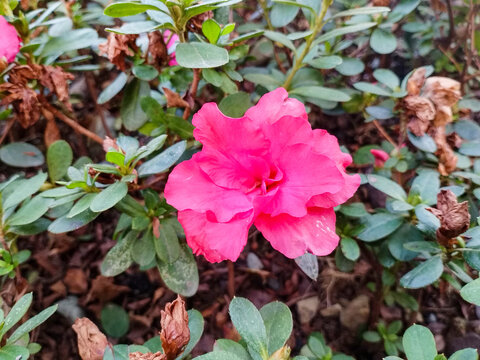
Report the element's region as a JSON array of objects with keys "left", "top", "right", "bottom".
[{"left": 72, "top": 318, "right": 109, "bottom": 360}]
